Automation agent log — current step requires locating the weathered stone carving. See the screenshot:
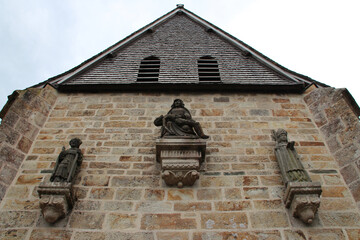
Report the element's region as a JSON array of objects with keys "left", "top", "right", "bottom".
[
  {"left": 154, "top": 100, "right": 208, "bottom": 187},
  {"left": 38, "top": 138, "right": 82, "bottom": 223},
  {"left": 154, "top": 99, "right": 209, "bottom": 139},
  {"left": 156, "top": 138, "right": 206, "bottom": 187},
  {"left": 272, "top": 129, "right": 321, "bottom": 224}
]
